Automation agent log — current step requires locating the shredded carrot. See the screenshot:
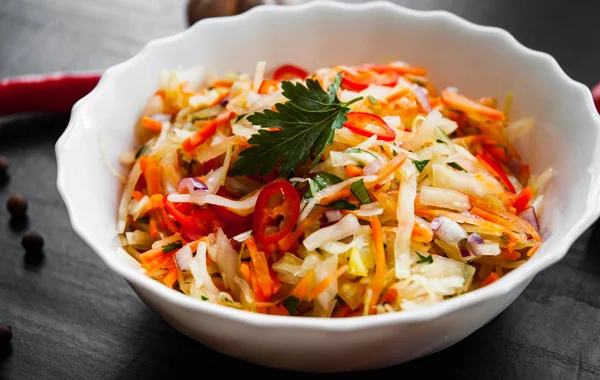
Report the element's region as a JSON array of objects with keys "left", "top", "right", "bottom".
[
  {"left": 239, "top": 262, "right": 252, "bottom": 284},
  {"left": 149, "top": 217, "right": 158, "bottom": 238},
  {"left": 210, "top": 89, "right": 231, "bottom": 107},
  {"left": 140, "top": 156, "right": 162, "bottom": 196},
  {"left": 143, "top": 253, "right": 175, "bottom": 273},
  {"left": 139, "top": 246, "right": 165, "bottom": 263},
  {"left": 291, "top": 271, "right": 314, "bottom": 299},
  {"left": 345, "top": 165, "right": 363, "bottom": 177},
  {"left": 132, "top": 190, "right": 144, "bottom": 201},
  {"left": 441, "top": 90, "right": 505, "bottom": 121},
  {"left": 158, "top": 207, "right": 179, "bottom": 234},
  {"left": 150, "top": 194, "right": 164, "bottom": 209},
  {"left": 211, "top": 79, "right": 234, "bottom": 88},
  {"left": 470, "top": 207, "right": 523, "bottom": 236},
  {"left": 379, "top": 288, "right": 398, "bottom": 305},
  {"left": 368, "top": 153, "right": 408, "bottom": 187},
  {"left": 278, "top": 206, "right": 326, "bottom": 251},
  {"left": 320, "top": 153, "right": 407, "bottom": 206},
  {"left": 481, "top": 272, "right": 500, "bottom": 287},
  {"left": 277, "top": 304, "right": 290, "bottom": 316},
  {"left": 307, "top": 266, "right": 347, "bottom": 301},
  {"left": 141, "top": 116, "right": 163, "bottom": 133},
  {"left": 154, "top": 89, "right": 166, "bottom": 98},
  {"left": 258, "top": 79, "right": 279, "bottom": 94},
  {"left": 501, "top": 249, "right": 521, "bottom": 261},
  {"left": 412, "top": 220, "right": 434, "bottom": 241},
  {"left": 163, "top": 267, "right": 179, "bottom": 288},
  {"left": 370, "top": 216, "right": 387, "bottom": 309},
  {"left": 332, "top": 304, "right": 353, "bottom": 318},
  {"left": 246, "top": 237, "right": 274, "bottom": 298}
]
